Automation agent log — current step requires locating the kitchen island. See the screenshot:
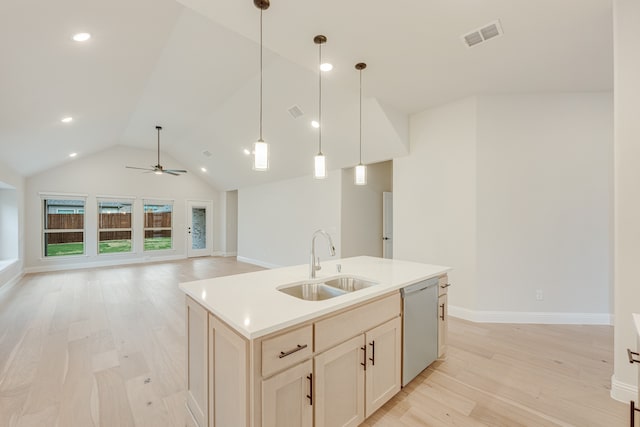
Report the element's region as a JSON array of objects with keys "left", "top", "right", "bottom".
[{"left": 179, "top": 256, "right": 450, "bottom": 427}]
